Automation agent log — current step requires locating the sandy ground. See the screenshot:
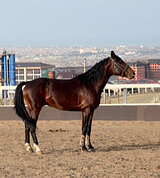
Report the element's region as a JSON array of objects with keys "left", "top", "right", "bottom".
[{"left": 1, "top": 120, "right": 160, "bottom": 177}]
